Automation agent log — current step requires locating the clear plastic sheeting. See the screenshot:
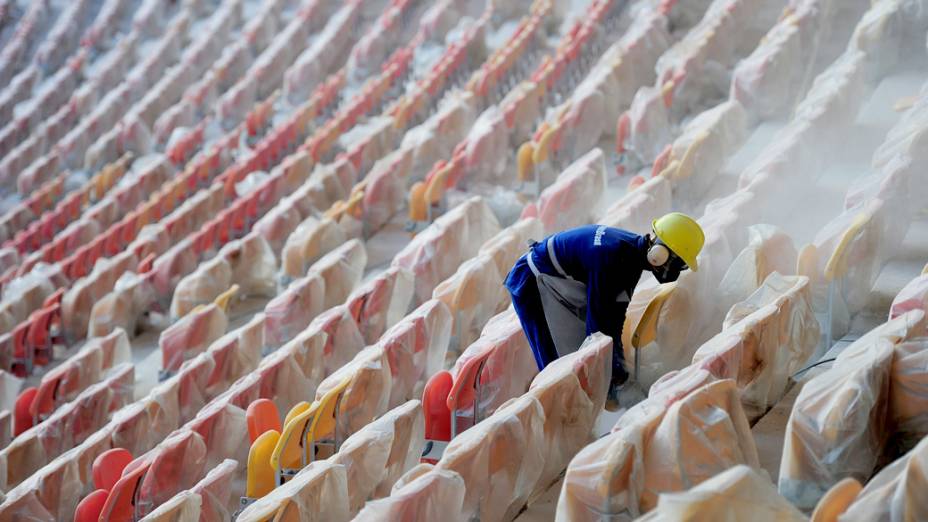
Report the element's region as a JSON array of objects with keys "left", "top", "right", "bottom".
[
  {"left": 401, "top": 91, "right": 476, "bottom": 181},
  {"left": 346, "top": 266, "right": 416, "bottom": 346},
  {"left": 159, "top": 302, "right": 229, "bottom": 375},
  {"left": 528, "top": 148, "right": 608, "bottom": 235},
  {"left": 377, "top": 299, "right": 452, "bottom": 408},
  {"left": 311, "top": 238, "right": 368, "bottom": 309},
  {"left": 192, "top": 458, "right": 237, "bottom": 522},
  {"left": 462, "top": 106, "right": 509, "bottom": 184},
  {"left": 264, "top": 272, "right": 326, "bottom": 350},
  {"left": 716, "top": 225, "right": 798, "bottom": 320},
  {"left": 88, "top": 271, "right": 157, "bottom": 339},
  {"left": 236, "top": 460, "right": 350, "bottom": 522},
  {"left": 600, "top": 175, "right": 672, "bottom": 234},
  {"left": 451, "top": 310, "right": 539, "bottom": 421},
  {"left": 687, "top": 273, "right": 818, "bottom": 421},
  {"left": 477, "top": 217, "right": 543, "bottom": 279},
  {"left": 527, "top": 333, "right": 612, "bottom": 495},
  {"left": 393, "top": 196, "right": 502, "bottom": 304},
  {"left": 636, "top": 465, "right": 807, "bottom": 522},
  {"left": 890, "top": 273, "right": 928, "bottom": 319},
  {"left": 135, "top": 430, "right": 209, "bottom": 517},
  {"left": 0, "top": 369, "right": 21, "bottom": 413},
  {"left": 354, "top": 466, "right": 467, "bottom": 521},
  {"left": 779, "top": 310, "right": 927, "bottom": 510},
  {"left": 311, "top": 306, "right": 367, "bottom": 376},
  {"left": 138, "top": 490, "right": 202, "bottom": 521},
  {"left": 556, "top": 379, "right": 759, "bottom": 521},
  {"left": 220, "top": 233, "right": 278, "bottom": 299},
  {"left": 433, "top": 394, "right": 546, "bottom": 521},
  {"left": 839, "top": 434, "right": 928, "bottom": 521},
  {"left": 332, "top": 400, "right": 424, "bottom": 515},
  {"left": 282, "top": 215, "right": 349, "bottom": 282},
  {"left": 432, "top": 254, "right": 508, "bottom": 351},
  {"left": 316, "top": 344, "right": 393, "bottom": 441},
  {"left": 889, "top": 338, "right": 928, "bottom": 449},
  {"left": 731, "top": 16, "right": 805, "bottom": 121},
  {"left": 170, "top": 256, "right": 233, "bottom": 320}
]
